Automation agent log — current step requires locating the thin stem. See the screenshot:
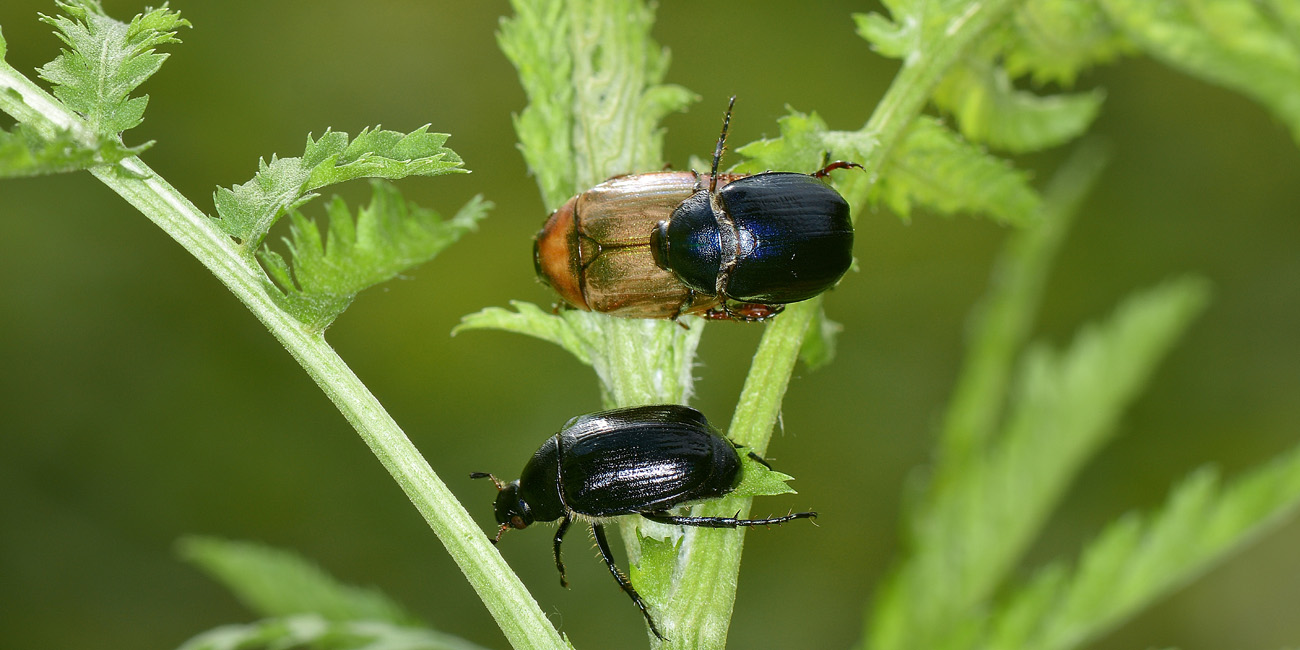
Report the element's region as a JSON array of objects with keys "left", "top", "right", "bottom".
[
  {"left": 650, "top": 300, "right": 817, "bottom": 650},
  {"left": 1, "top": 62, "right": 566, "bottom": 650},
  {"left": 653, "top": 1, "right": 1025, "bottom": 647}
]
